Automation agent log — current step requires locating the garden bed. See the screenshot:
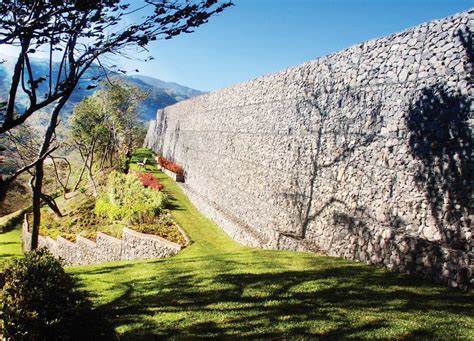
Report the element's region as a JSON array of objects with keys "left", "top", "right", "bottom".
[
  {"left": 158, "top": 165, "right": 185, "bottom": 182},
  {"left": 156, "top": 156, "right": 185, "bottom": 182},
  {"left": 29, "top": 206, "right": 187, "bottom": 246},
  {"left": 23, "top": 165, "right": 189, "bottom": 265},
  {"left": 23, "top": 214, "right": 187, "bottom": 266}
]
